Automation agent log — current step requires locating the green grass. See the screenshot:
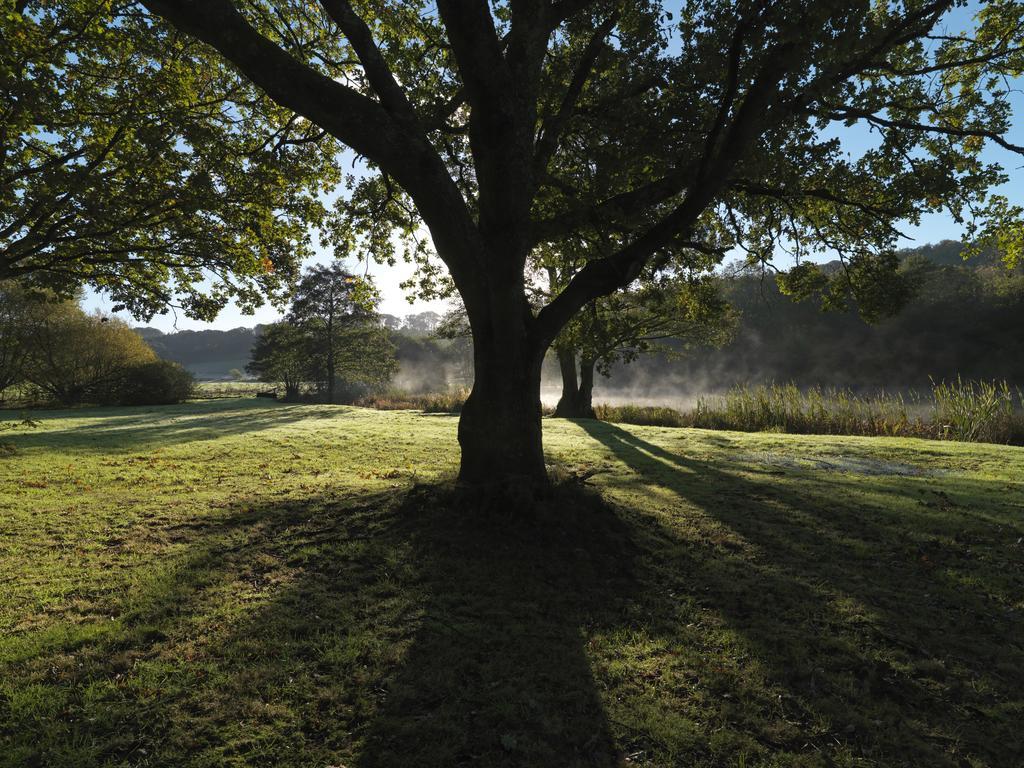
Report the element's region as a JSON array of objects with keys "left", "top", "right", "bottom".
[{"left": 1, "top": 400, "right": 1022, "bottom": 767}]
